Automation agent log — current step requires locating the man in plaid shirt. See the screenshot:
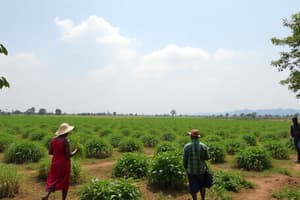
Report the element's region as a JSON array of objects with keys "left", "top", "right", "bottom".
[{"left": 183, "top": 129, "right": 210, "bottom": 200}]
